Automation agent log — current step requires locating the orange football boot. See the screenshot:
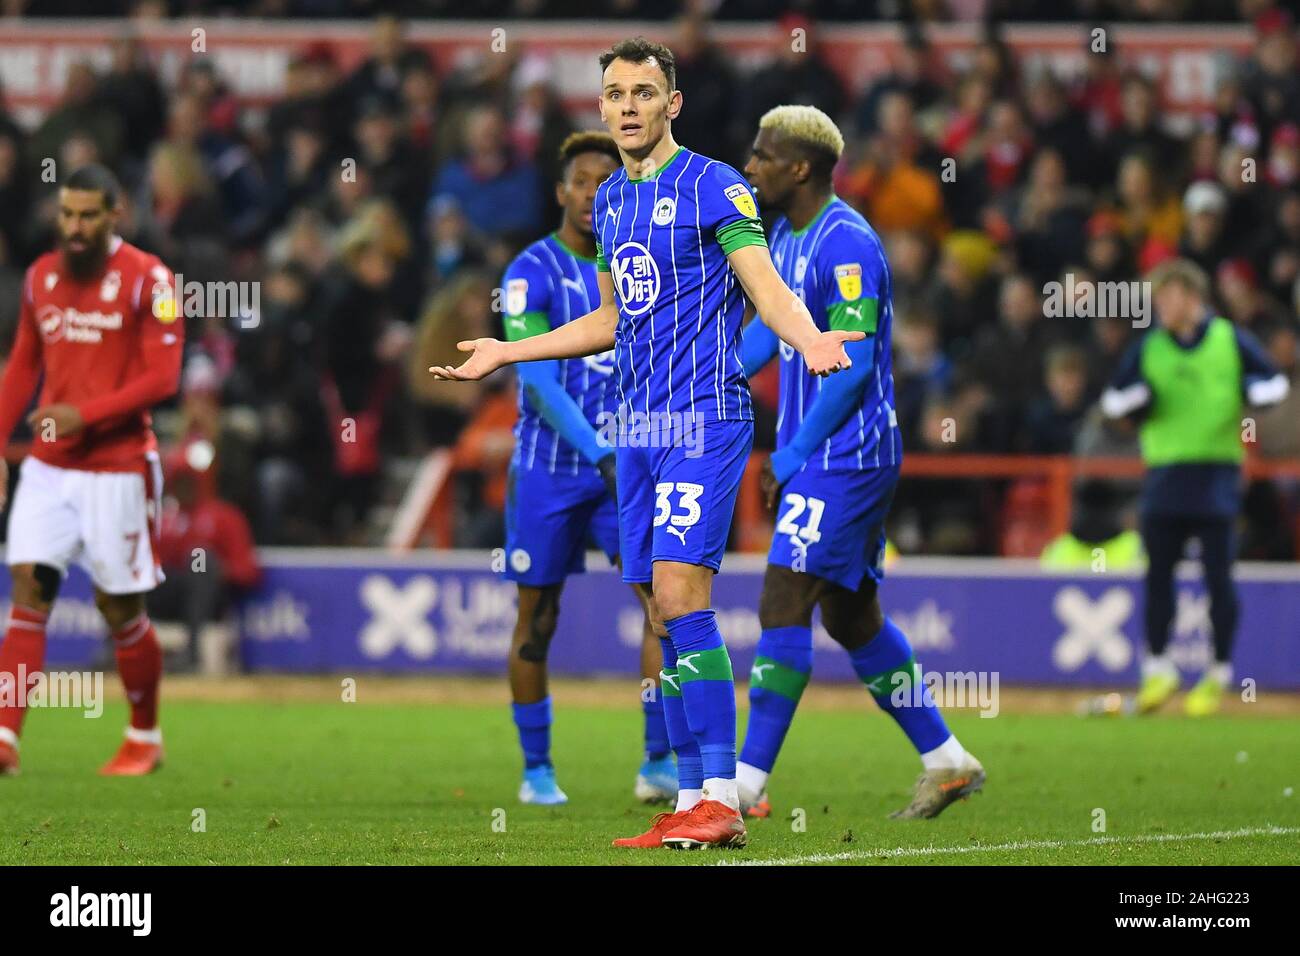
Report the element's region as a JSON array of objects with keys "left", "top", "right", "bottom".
[
  {"left": 99, "top": 738, "right": 163, "bottom": 776},
  {"left": 612, "top": 810, "right": 693, "bottom": 848},
  {"left": 661, "top": 799, "right": 748, "bottom": 850}
]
